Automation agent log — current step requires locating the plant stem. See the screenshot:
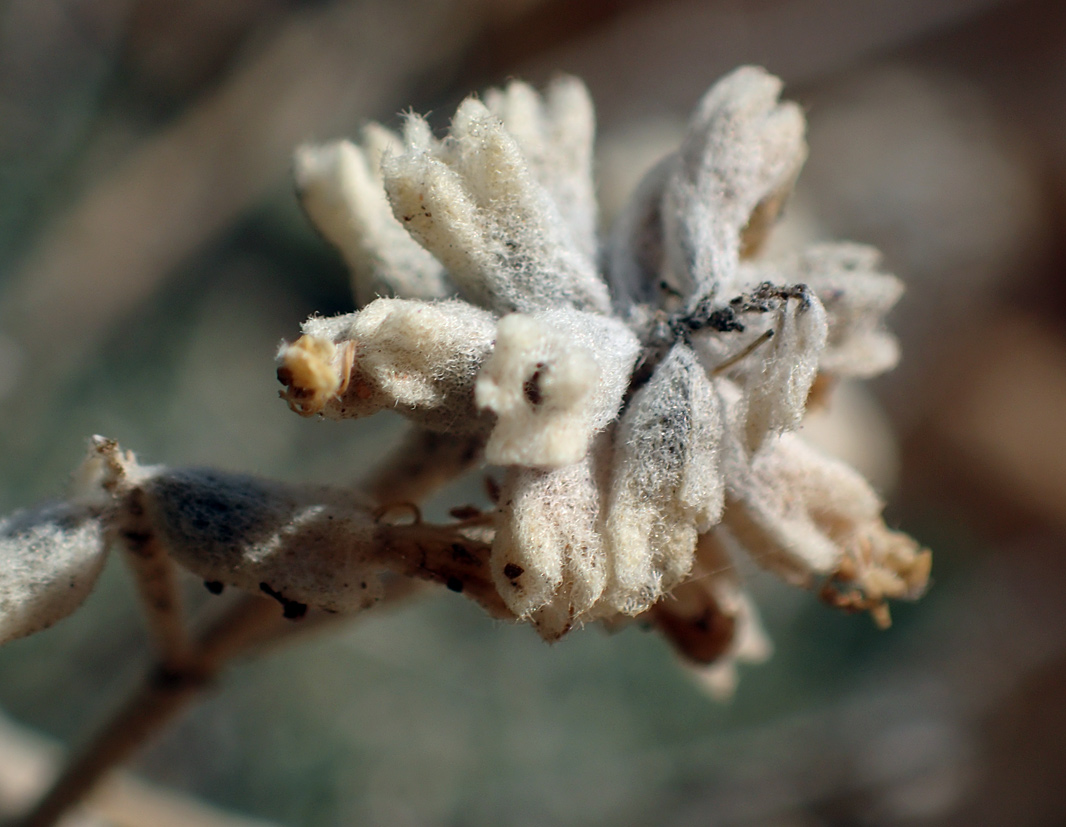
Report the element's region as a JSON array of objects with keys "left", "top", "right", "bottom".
[
  {"left": 363, "top": 426, "right": 484, "bottom": 505},
  {"left": 13, "top": 595, "right": 279, "bottom": 827}
]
